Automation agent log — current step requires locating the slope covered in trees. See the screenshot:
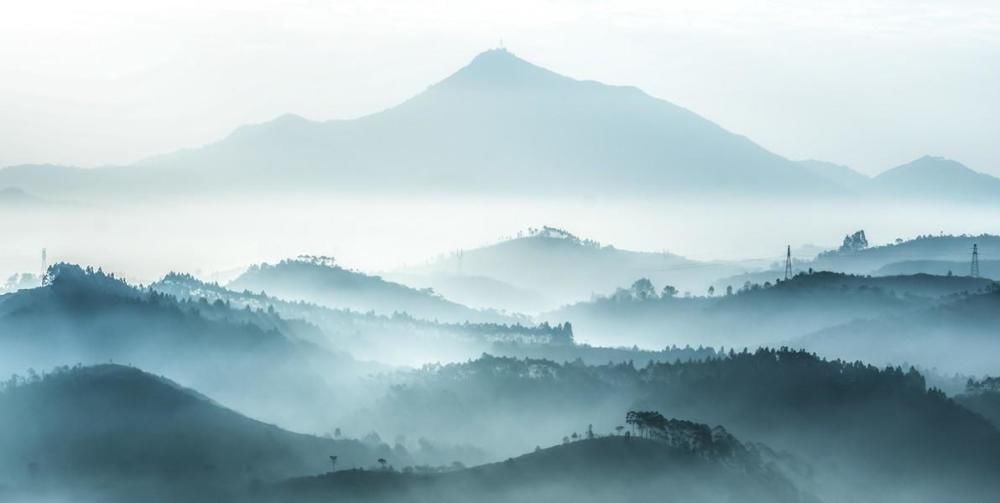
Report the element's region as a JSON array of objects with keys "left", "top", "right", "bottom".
[
  {"left": 366, "top": 350, "right": 1000, "bottom": 502},
  {"left": 797, "top": 284, "right": 1000, "bottom": 375},
  {"left": 0, "top": 364, "right": 402, "bottom": 503},
  {"left": 544, "top": 271, "right": 990, "bottom": 348},
  {"left": 809, "top": 233, "right": 999, "bottom": 275},
  {"left": 0, "top": 263, "right": 375, "bottom": 434},
  {"left": 156, "top": 270, "right": 721, "bottom": 366},
  {"left": 228, "top": 257, "right": 517, "bottom": 324},
  {"left": 269, "top": 433, "right": 814, "bottom": 503}
]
